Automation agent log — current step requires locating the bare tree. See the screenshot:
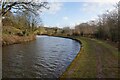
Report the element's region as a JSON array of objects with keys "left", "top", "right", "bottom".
[{"left": 1, "top": 0, "right": 49, "bottom": 16}]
